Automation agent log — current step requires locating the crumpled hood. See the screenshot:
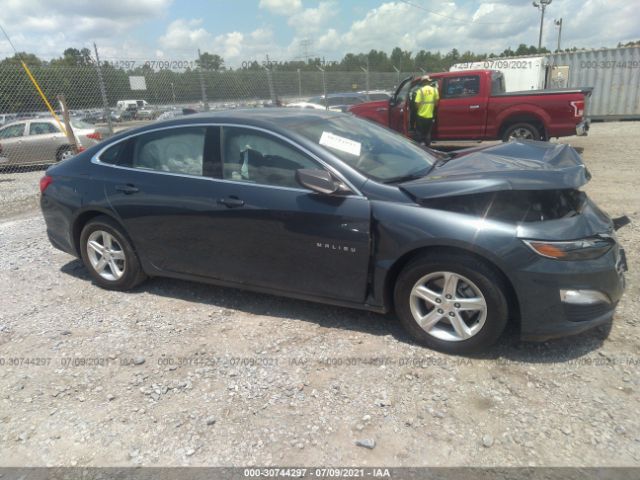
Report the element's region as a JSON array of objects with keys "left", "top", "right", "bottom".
[{"left": 401, "top": 140, "right": 591, "bottom": 200}]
